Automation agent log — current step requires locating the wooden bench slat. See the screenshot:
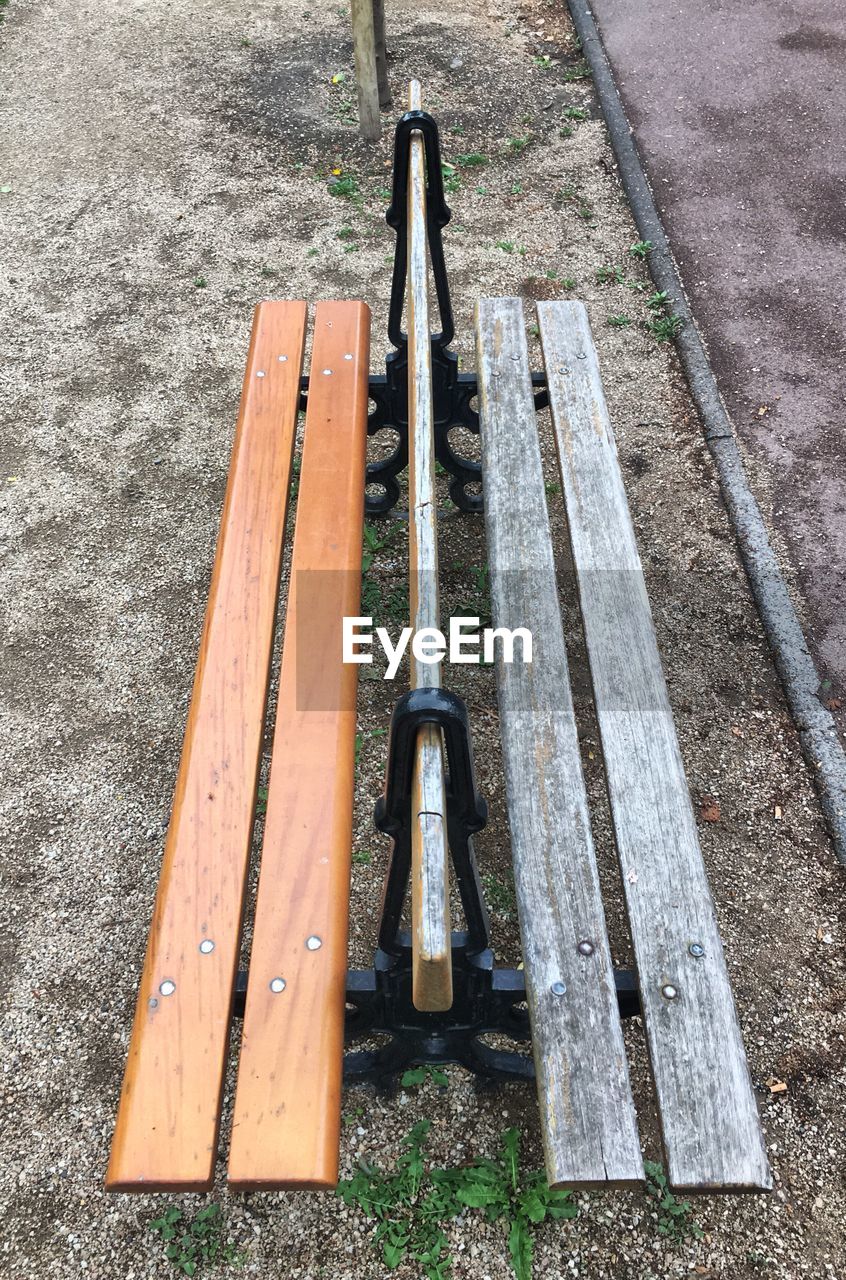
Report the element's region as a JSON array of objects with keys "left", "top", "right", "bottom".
[
  {"left": 538, "top": 299, "right": 771, "bottom": 1192},
  {"left": 106, "top": 301, "right": 307, "bottom": 1192},
  {"left": 227, "top": 300, "right": 371, "bottom": 1191},
  {"left": 476, "top": 297, "right": 644, "bottom": 1190},
  {"left": 407, "top": 79, "right": 452, "bottom": 1013}
]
